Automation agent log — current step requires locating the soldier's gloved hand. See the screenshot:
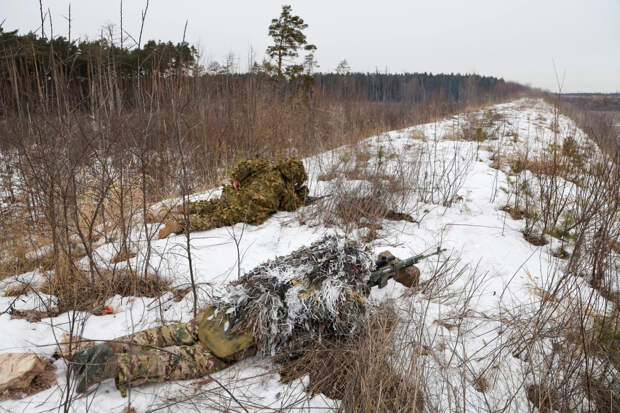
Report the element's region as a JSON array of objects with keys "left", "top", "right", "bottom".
[
  {"left": 71, "top": 344, "right": 118, "bottom": 393},
  {"left": 394, "top": 265, "right": 420, "bottom": 288}
]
